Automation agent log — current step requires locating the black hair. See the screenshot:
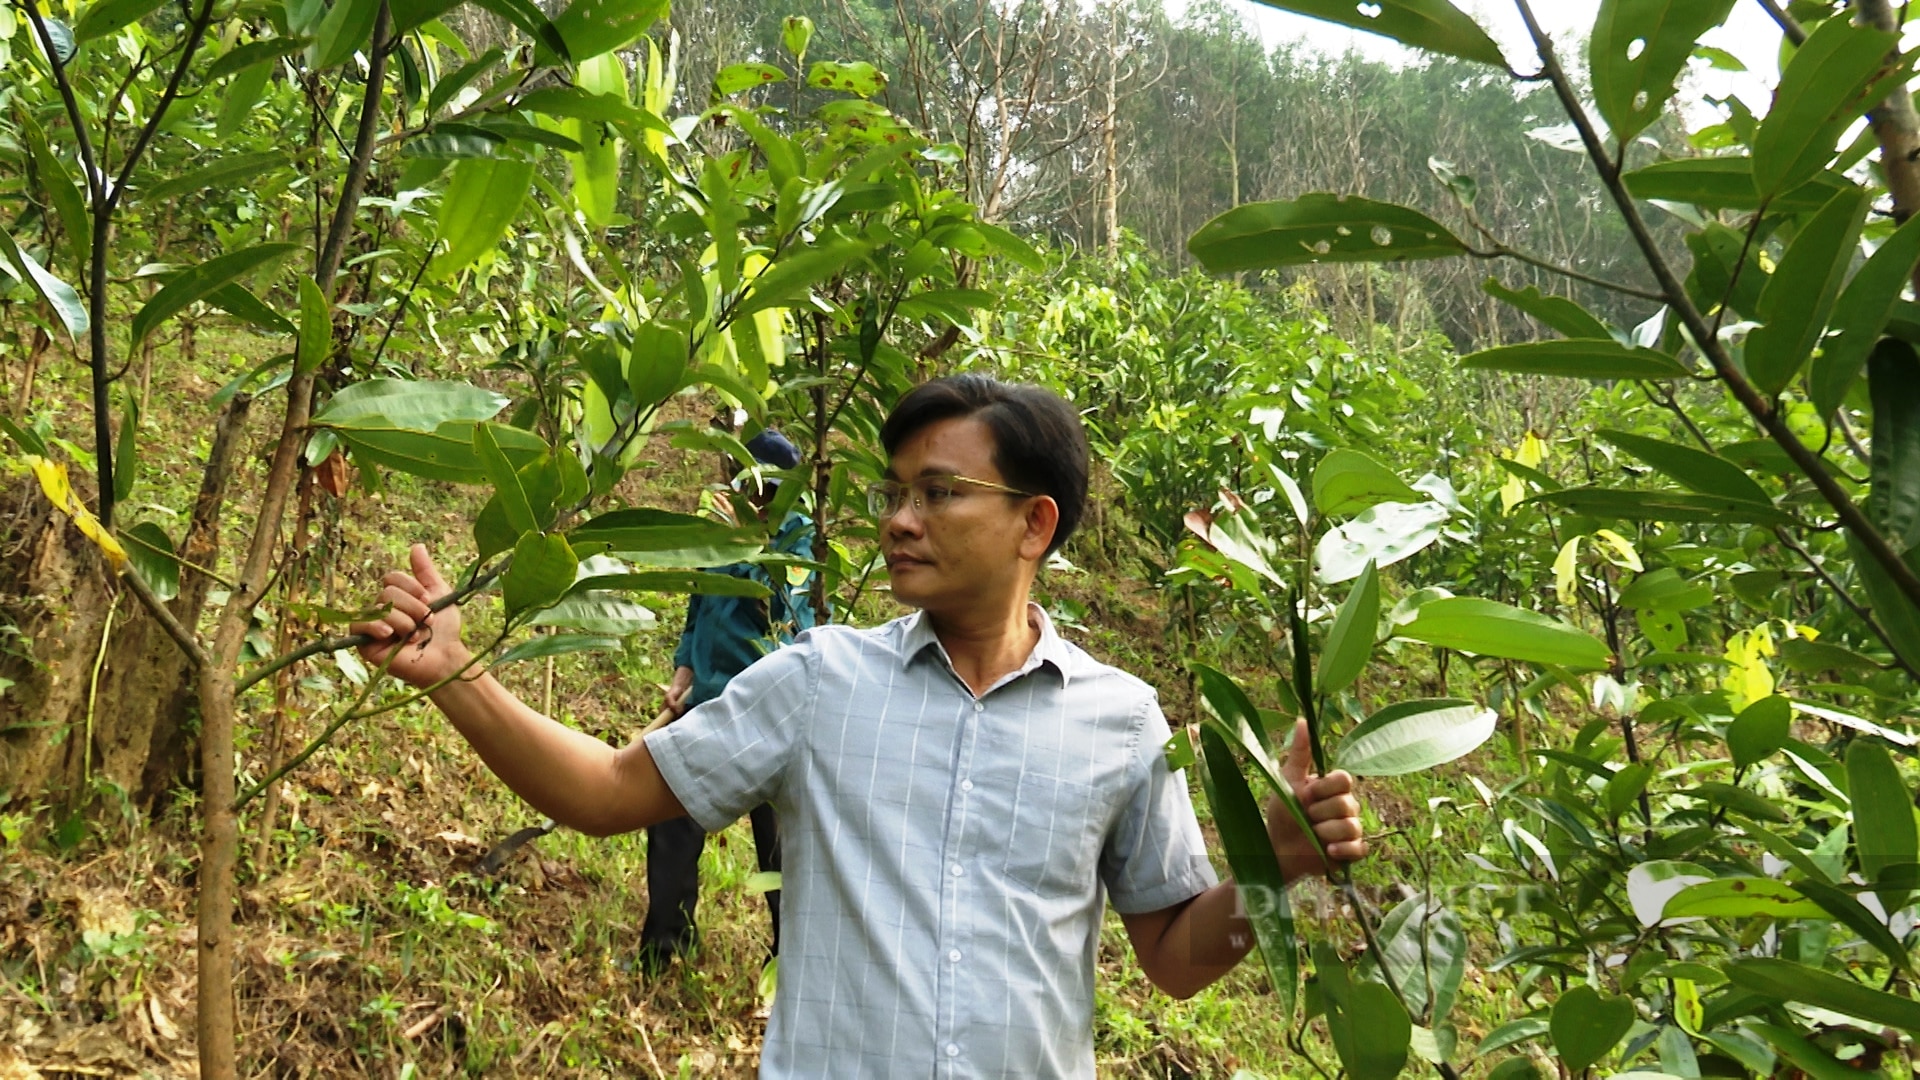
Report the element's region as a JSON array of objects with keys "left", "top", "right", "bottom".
[{"left": 879, "top": 373, "right": 1089, "bottom": 556}]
